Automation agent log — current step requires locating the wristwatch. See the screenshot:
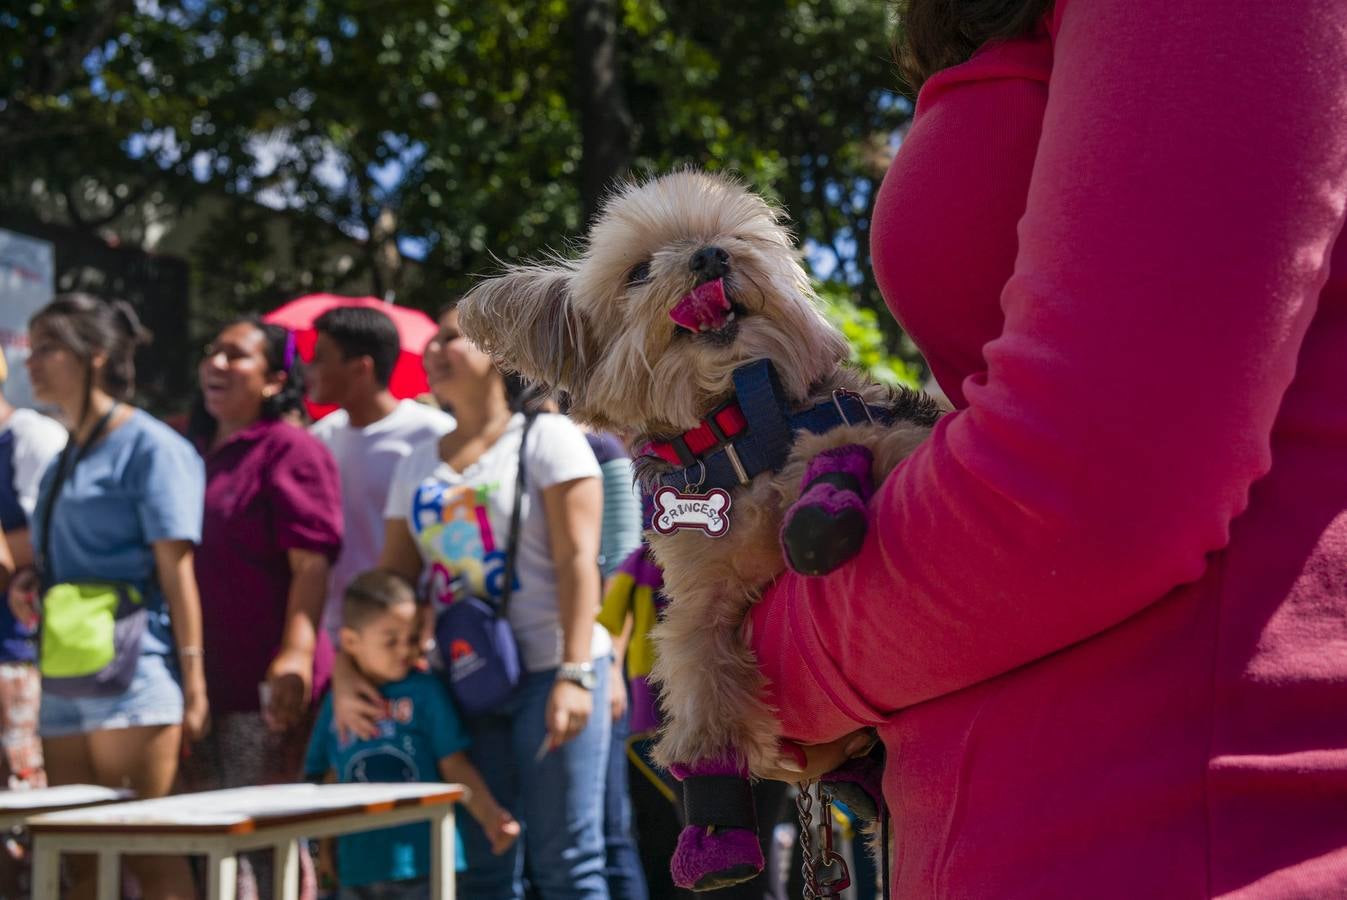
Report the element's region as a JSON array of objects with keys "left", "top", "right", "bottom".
[{"left": 557, "top": 661, "right": 598, "bottom": 691}]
